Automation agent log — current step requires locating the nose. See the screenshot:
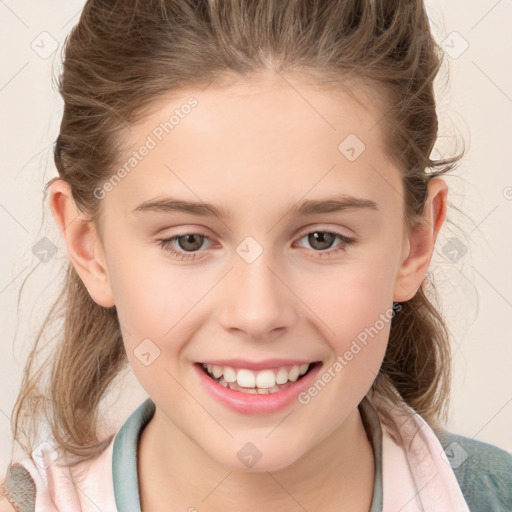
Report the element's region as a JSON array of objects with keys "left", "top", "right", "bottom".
[{"left": 218, "top": 249, "right": 298, "bottom": 340}]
